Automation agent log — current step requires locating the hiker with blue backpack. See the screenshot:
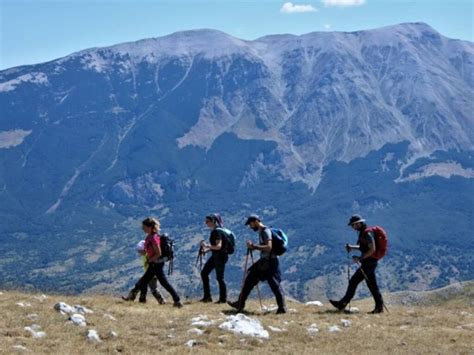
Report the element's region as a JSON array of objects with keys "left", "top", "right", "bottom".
[
  {"left": 199, "top": 213, "right": 235, "bottom": 304},
  {"left": 228, "top": 214, "right": 287, "bottom": 314}
]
